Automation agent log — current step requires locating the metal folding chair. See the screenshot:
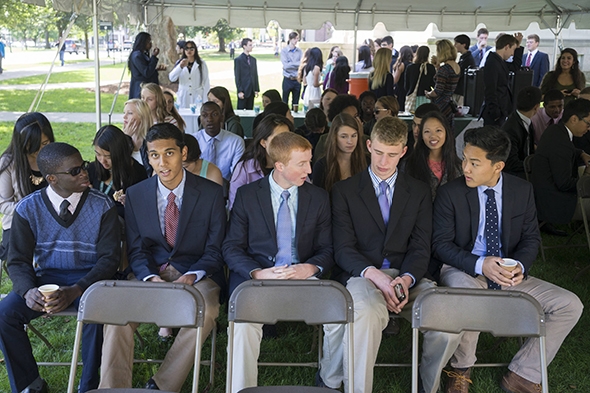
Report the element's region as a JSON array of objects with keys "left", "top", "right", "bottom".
[
  {"left": 226, "top": 279, "right": 354, "bottom": 392},
  {"left": 411, "top": 287, "right": 548, "bottom": 393},
  {"left": 67, "top": 280, "right": 206, "bottom": 393}
]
